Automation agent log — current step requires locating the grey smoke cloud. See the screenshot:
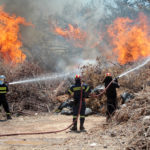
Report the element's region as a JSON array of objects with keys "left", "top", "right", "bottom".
[{"left": 0, "top": 0, "right": 129, "bottom": 72}]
